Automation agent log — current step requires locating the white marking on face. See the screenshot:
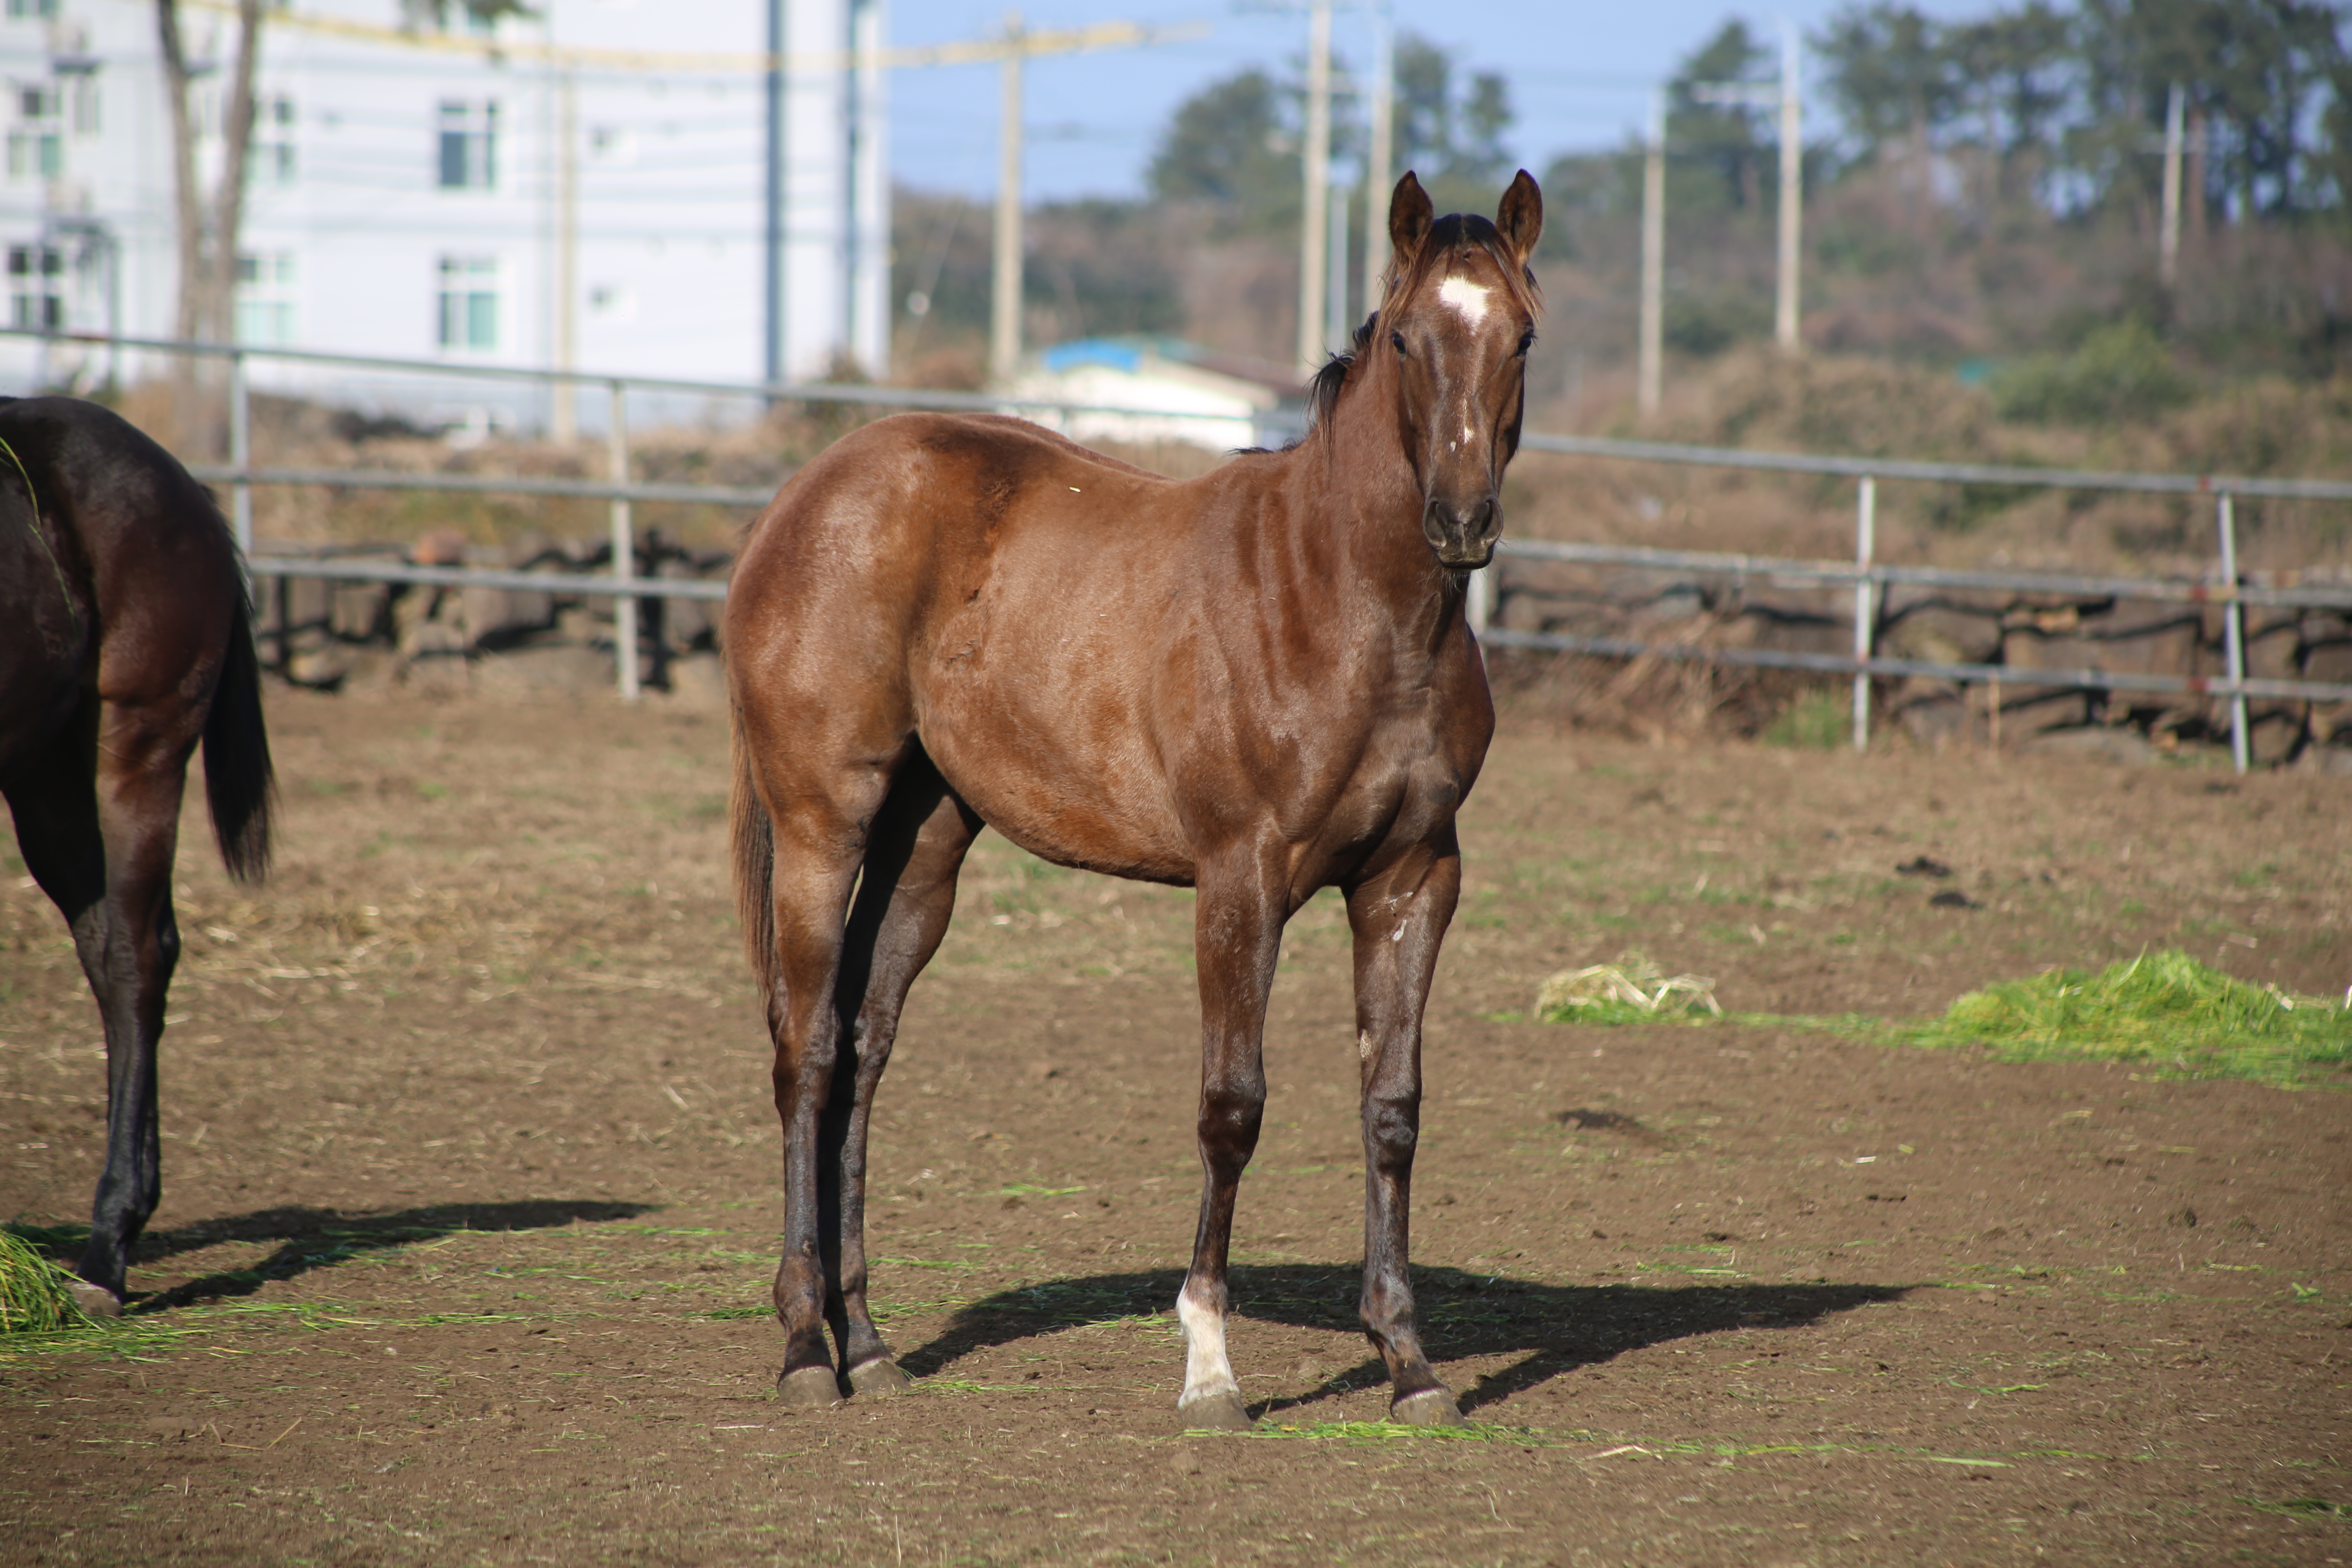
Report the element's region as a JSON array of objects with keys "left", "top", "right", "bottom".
[
  {"left": 1358, "top": 1029, "right": 1374, "bottom": 1062},
  {"left": 1176, "top": 1287, "right": 1239, "bottom": 1408},
  {"left": 1438, "top": 274, "right": 1492, "bottom": 325}
]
